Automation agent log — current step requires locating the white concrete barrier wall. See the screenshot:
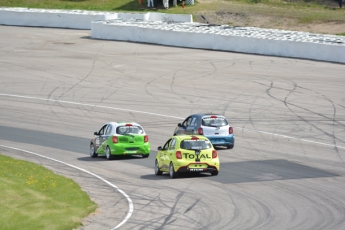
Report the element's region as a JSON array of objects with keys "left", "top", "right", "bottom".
[
  {"left": 91, "top": 21, "right": 345, "bottom": 64},
  {"left": 0, "top": 8, "right": 118, "bottom": 29},
  {"left": 1, "top": 7, "right": 343, "bottom": 63},
  {"left": 0, "top": 8, "right": 193, "bottom": 30}
]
